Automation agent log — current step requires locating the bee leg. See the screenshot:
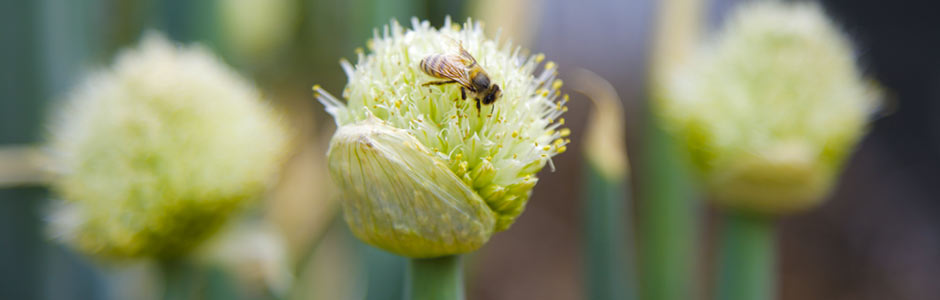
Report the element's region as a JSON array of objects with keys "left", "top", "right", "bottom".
[
  {"left": 422, "top": 80, "right": 457, "bottom": 86},
  {"left": 476, "top": 99, "right": 482, "bottom": 116},
  {"left": 460, "top": 87, "right": 467, "bottom": 100}
]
